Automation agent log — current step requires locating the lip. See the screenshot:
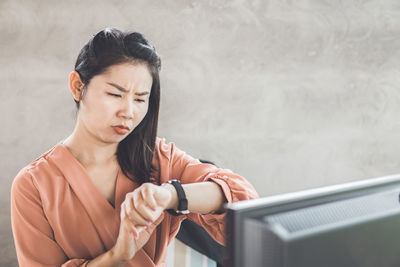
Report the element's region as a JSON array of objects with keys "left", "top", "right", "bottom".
[
  {"left": 112, "top": 125, "right": 130, "bottom": 135},
  {"left": 114, "top": 125, "right": 130, "bottom": 130}
]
